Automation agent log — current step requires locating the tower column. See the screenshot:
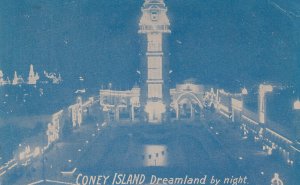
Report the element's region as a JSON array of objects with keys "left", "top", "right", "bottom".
[
  {"left": 115, "top": 106, "right": 120, "bottom": 121},
  {"left": 131, "top": 105, "right": 135, "bottom": 121},
  {"left": 294, "top": 100, "right": 300, "bottom": 142},
  {"left": 138, "top": 0, "right": 171, "bottom": 123},
  {"left": 190, "top": 104, "right": 194, "bottom": 119},
  {"left": 176, "top": 104, "right": 179, "bottom": 120}
]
